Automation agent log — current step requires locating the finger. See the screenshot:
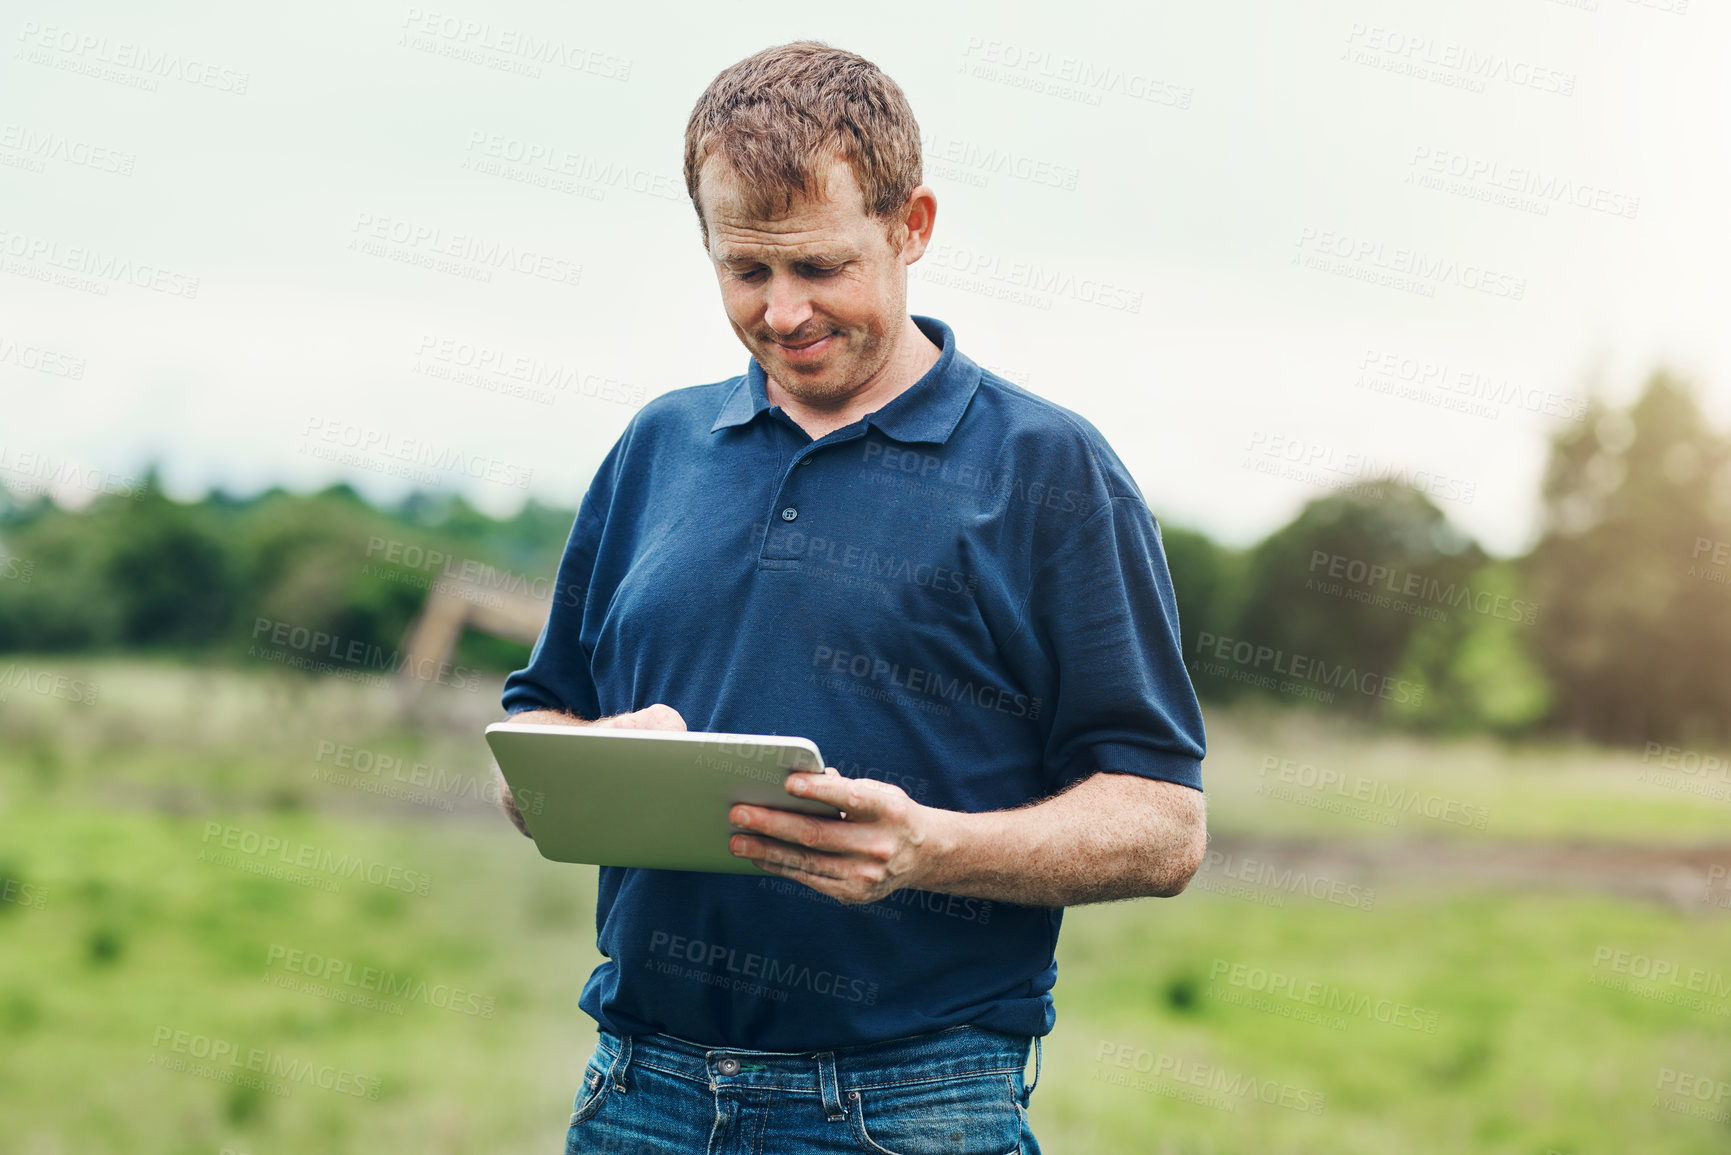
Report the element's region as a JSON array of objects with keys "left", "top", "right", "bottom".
[
  {"left": 730, "top": 804, "right": 871, "bottom": 854},
  {"left": 783, "top": 770, "right": 883, "bottom": 818},
  {"left": 739, "top": 841, "right": 873, "bottom": 904},
  {"left": 730, "top": 834, "right": 847, "bottom": 881}
]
